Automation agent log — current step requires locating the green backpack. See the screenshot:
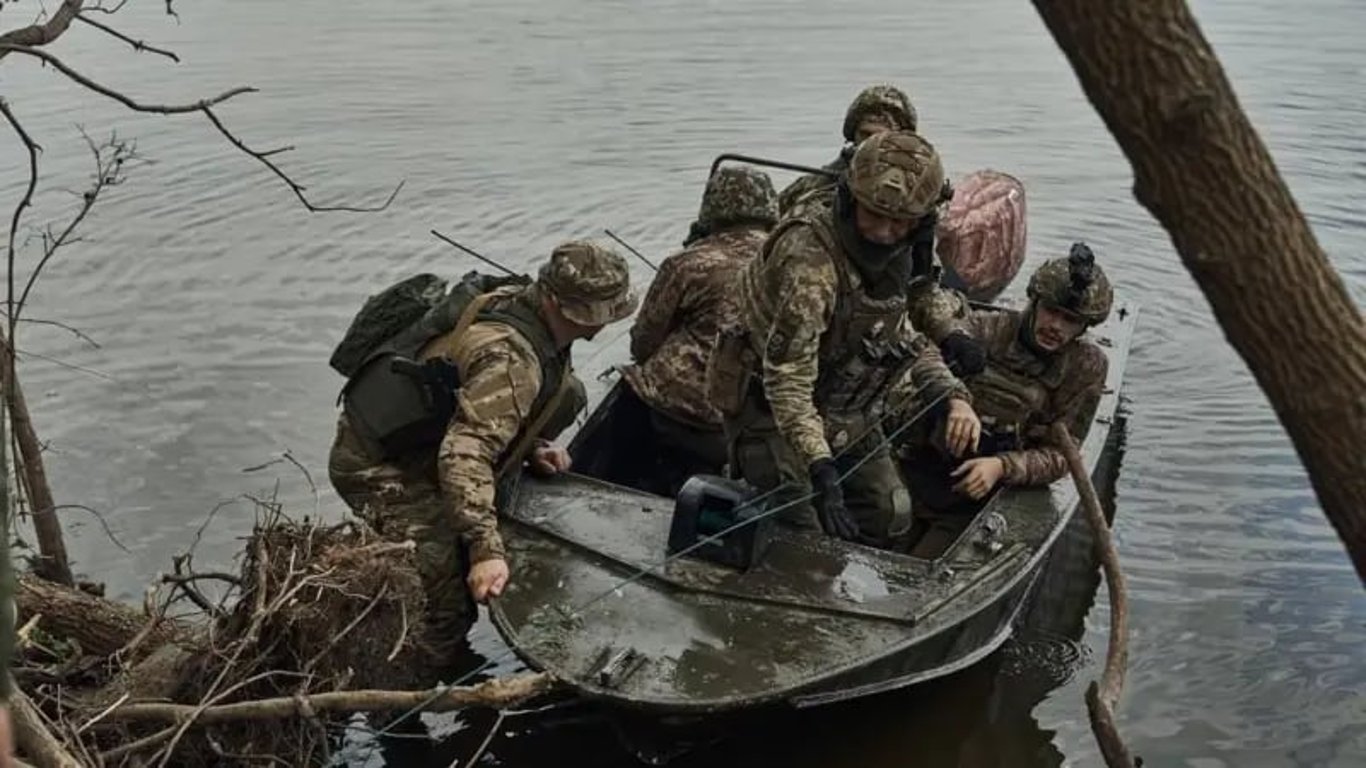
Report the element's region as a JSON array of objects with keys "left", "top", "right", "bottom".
[{"left": 331, "top": 270, "right": 533, "bottom": 458}]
